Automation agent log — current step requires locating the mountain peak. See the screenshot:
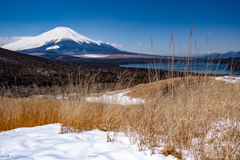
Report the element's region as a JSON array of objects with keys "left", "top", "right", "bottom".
[
  {"left": 41, "top": 26, "right": 100, "bottom": 45},
  {"left": 55, "top": 26, "right": 70, "bottom": 29},
  {"left": 50, "top": 26, "right": 78, "bottom": 34},
  {"left": 2, "top": 27, "right": 100, "bottom": 51}
]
